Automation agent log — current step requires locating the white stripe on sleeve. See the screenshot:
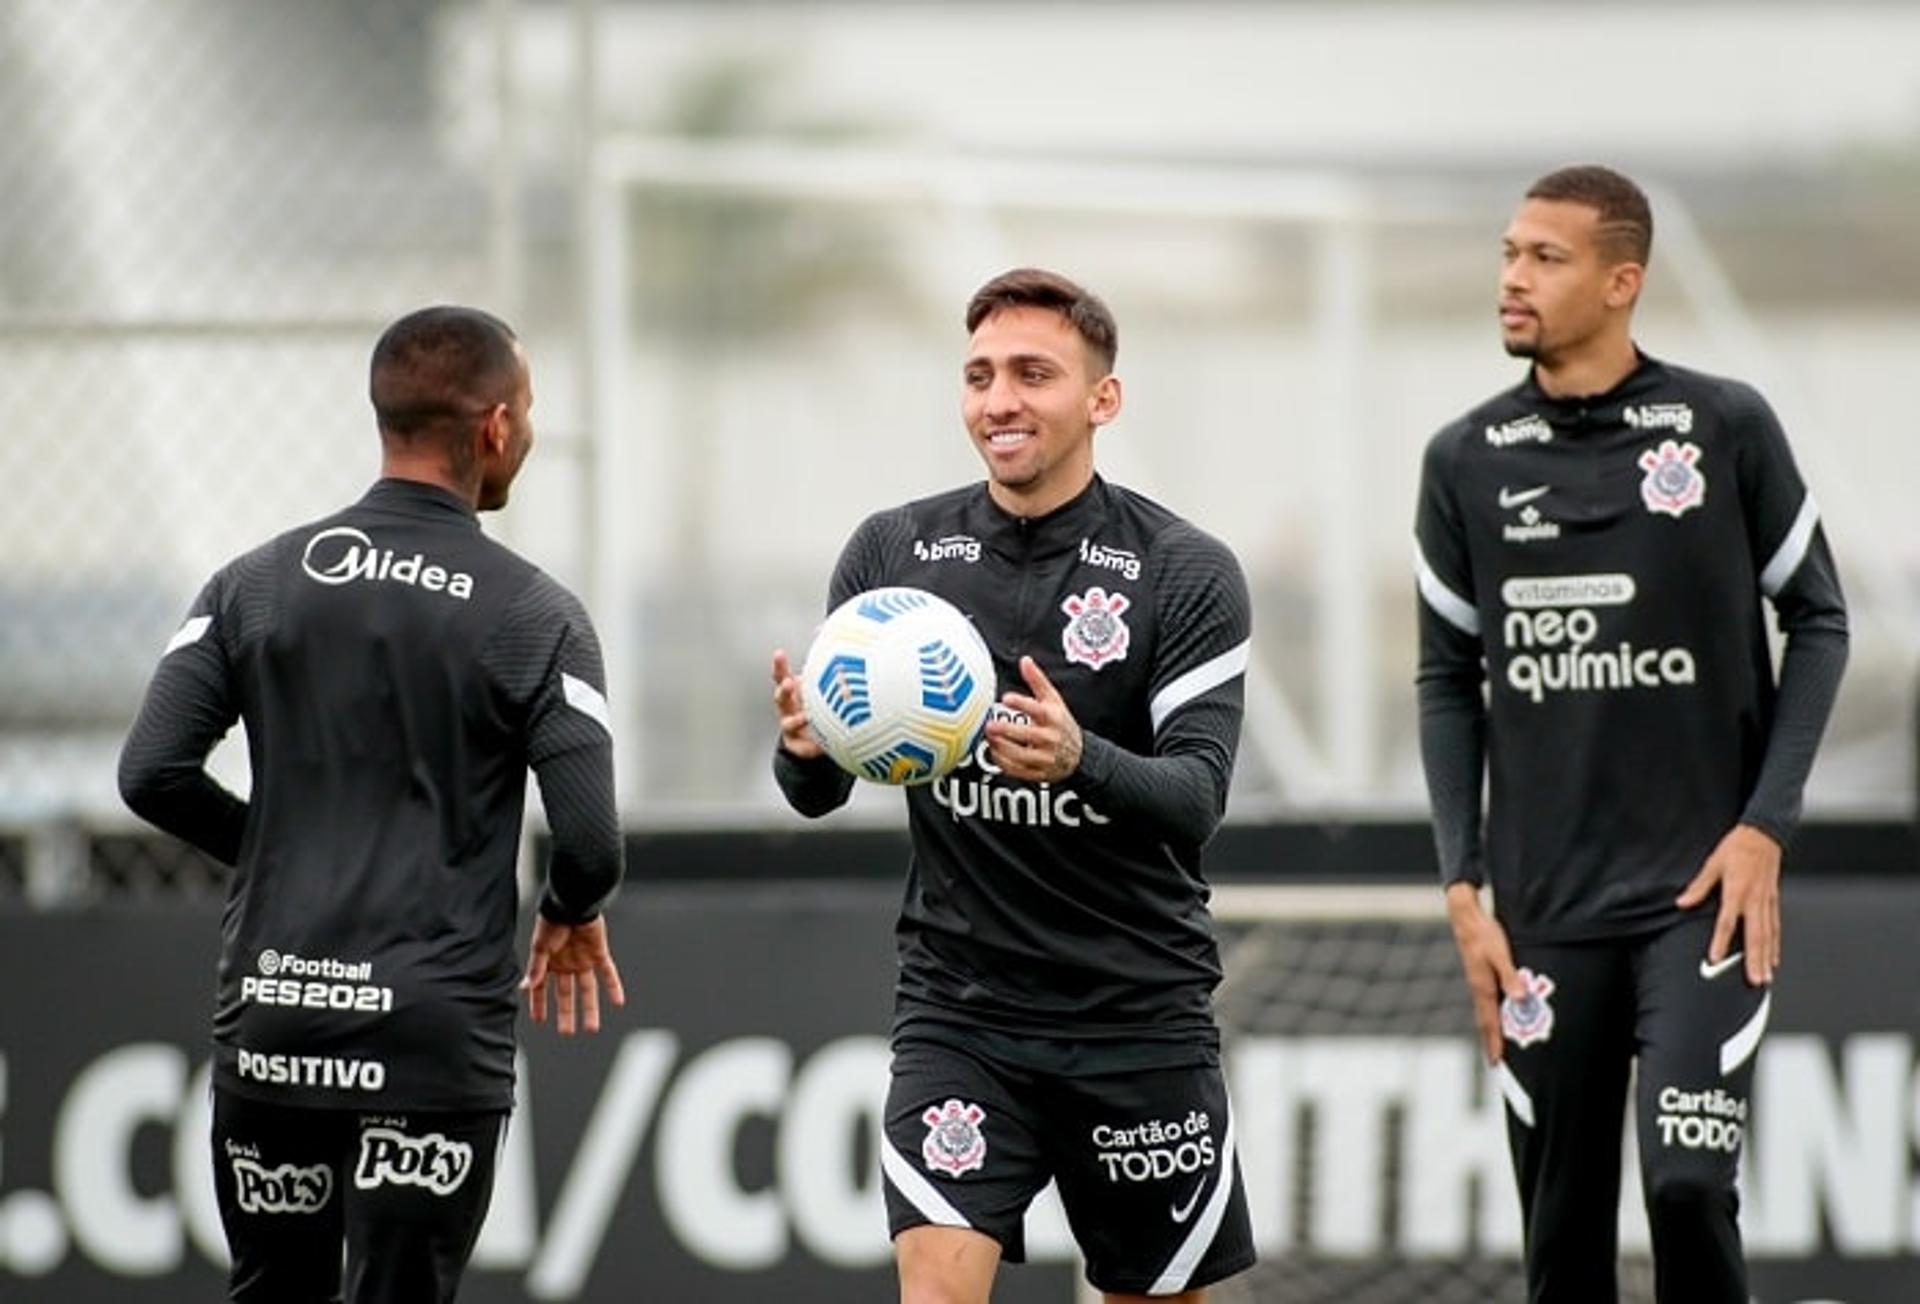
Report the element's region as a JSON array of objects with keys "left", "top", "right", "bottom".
[
  {"left": 562, "top": 673, "right": 613, "bottom": 736},
  {"left": 1150, "top": 640, "right": 1250, "bottom": 734},
  {"left": 162, "top": 615, "right": 212, "bottom": 657},
  {"left": 1759, "top": 494, "right": 1819, "bottom": 597},
  {"left": 1416, "top": 550, "right": 1480, "bottom": 636}
]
